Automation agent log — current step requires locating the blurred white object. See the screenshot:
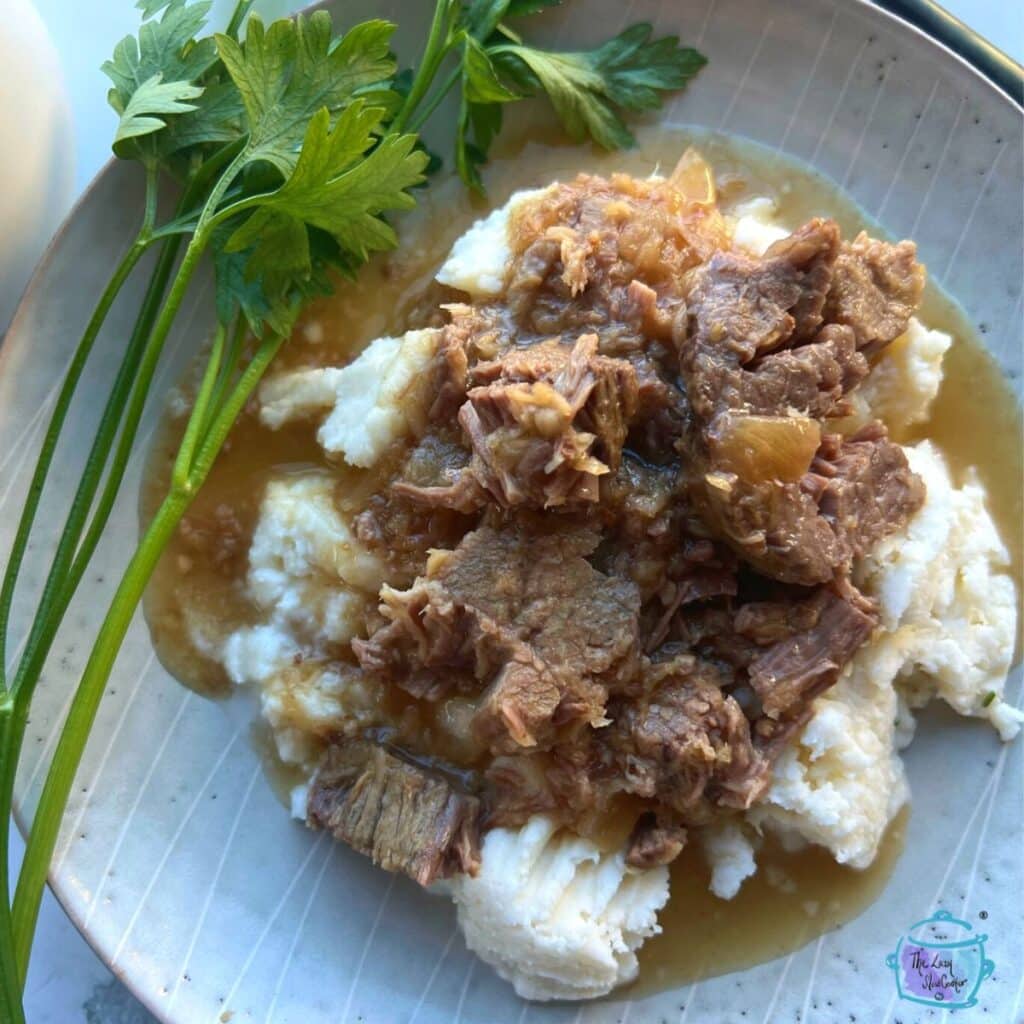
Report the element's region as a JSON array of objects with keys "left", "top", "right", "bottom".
[{"left": 0, "top": 0, "right": 74, "bottom": 333}]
